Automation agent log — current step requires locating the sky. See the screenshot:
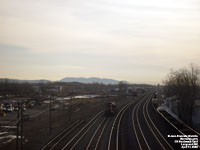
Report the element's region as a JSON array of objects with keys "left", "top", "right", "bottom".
[{"left": 0, "top": 0, "right": 200, "bottom": 84}]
